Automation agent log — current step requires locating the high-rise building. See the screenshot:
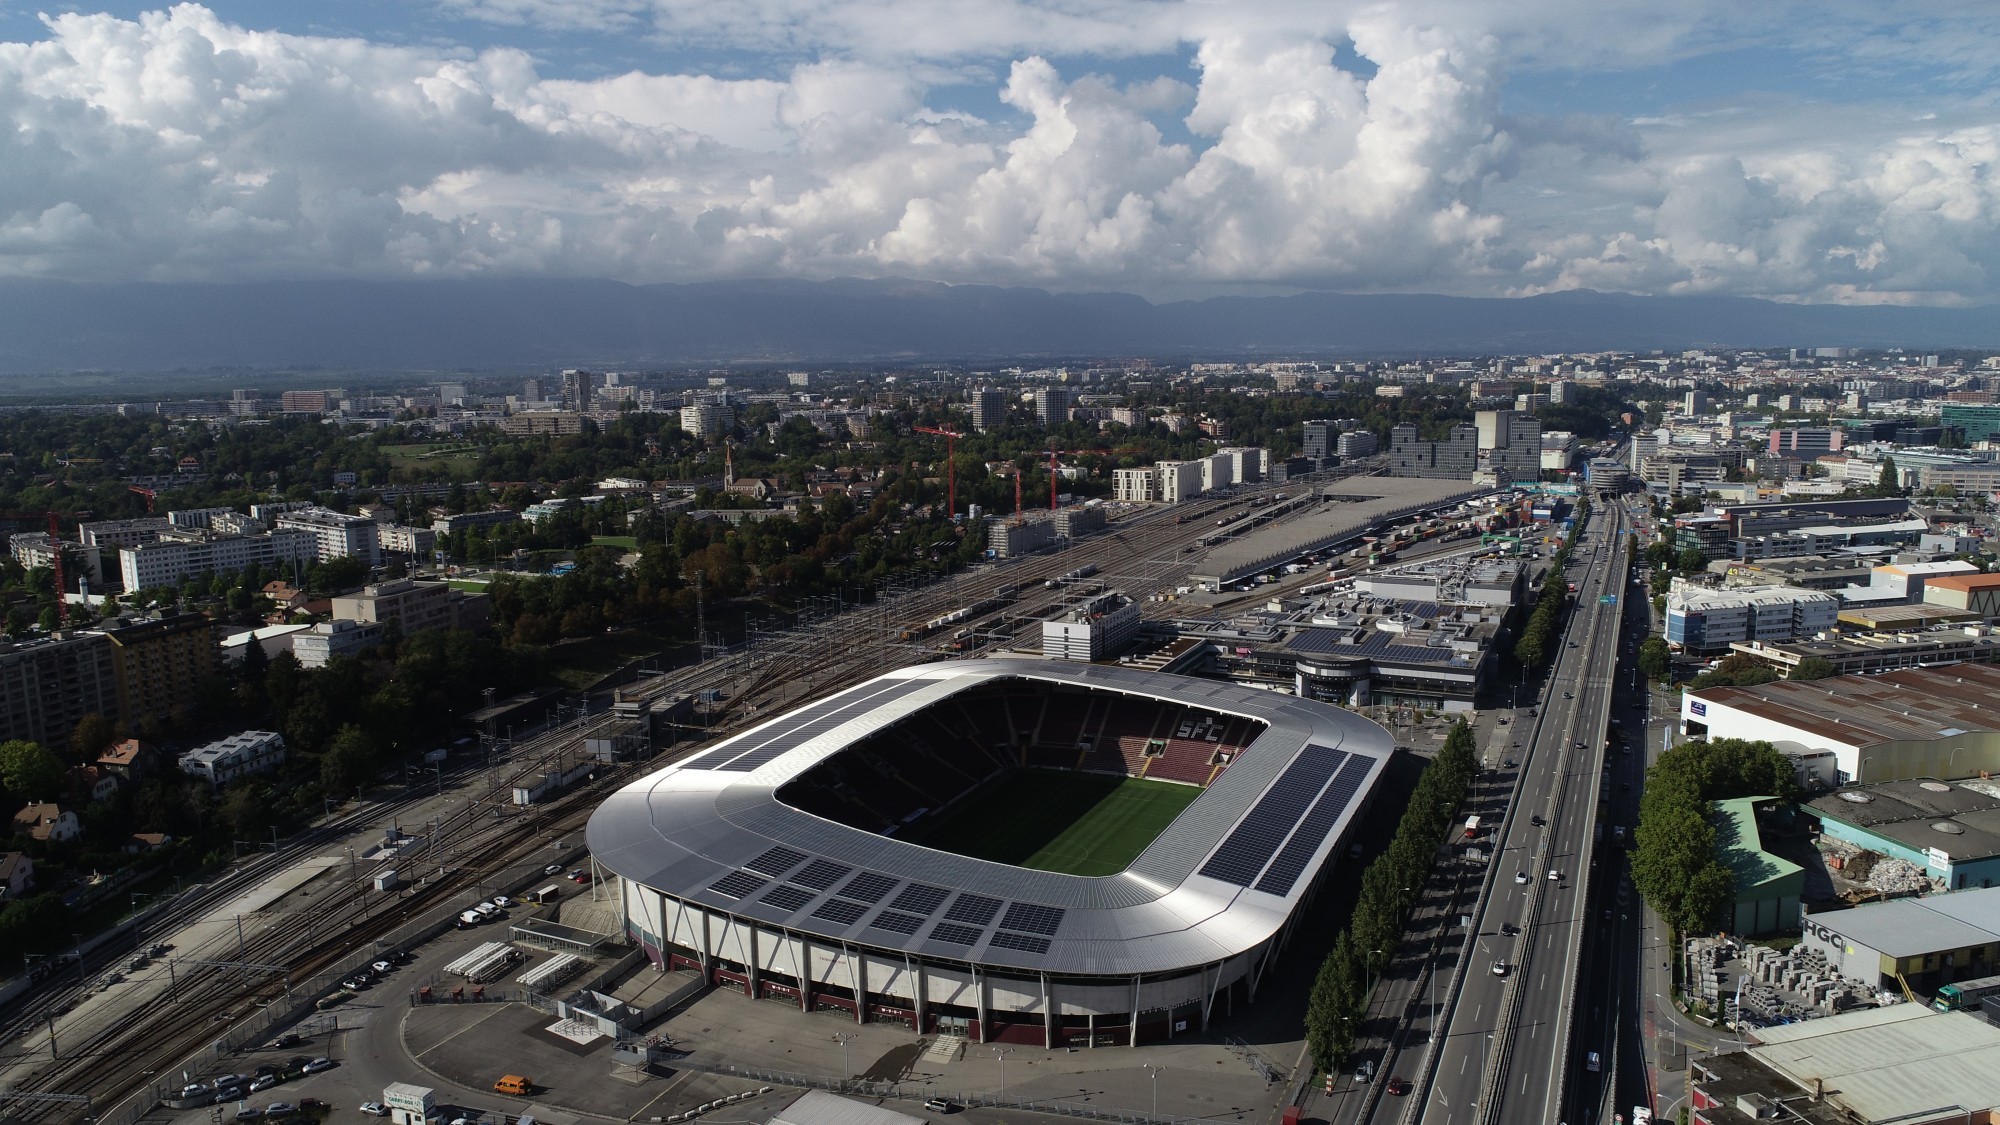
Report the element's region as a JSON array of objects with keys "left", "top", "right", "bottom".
[
  {"left": 560, "top": 369, "right": 598, "bottom": 411},
  {"left": 1768, "top": 428, "right": 1845, "bottom": 457},
  {"left": 273, "top": 508, "right": 382, "bottom": 565},
  {"left": 1303, "top": 420, "right": 1336, "bottom": 461},
  {"left": 0, "top": 633, "right": 119, "bottom": 748},
  {"left": 1475, "top": 409, "right": 1542, "bottom": 483},
  {"left": 101, "top": 613, "right": 216, "bottom": 733},
  {"left": 970, "top": 388, "right": 1009, "bottom": 432},
  {"left": 1941, "top": 405, "right": 2000, "bottom": 444},
  {"left": 1337, "top": 431, "right": 1379, "bottom": 458},
  {"left": 1387, "top": 424, "right": 1479, "bottom": 479},
  {"left": 280, "top": 390, "right": 331, "bottom": 413},
  {"left": 1684, "top": 390, "right": 1711, "bottom": 415},
  {"left": 1034, "top": 387, "right": 1071, "bottom": 426}
]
